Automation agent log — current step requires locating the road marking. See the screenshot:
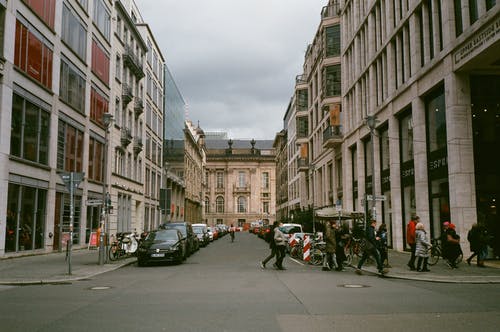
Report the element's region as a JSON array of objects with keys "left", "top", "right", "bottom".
[{"left": 289, "top": 257, "right": 305, "bottom": 266}]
